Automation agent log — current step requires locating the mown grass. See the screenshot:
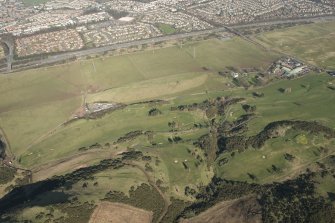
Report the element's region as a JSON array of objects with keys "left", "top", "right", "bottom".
[
  {"left": 242, "top": 73, "right": 335, "bottom": 136},
  {"left": 215, "top": 130, "right": 335, "bottom": 184}
]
